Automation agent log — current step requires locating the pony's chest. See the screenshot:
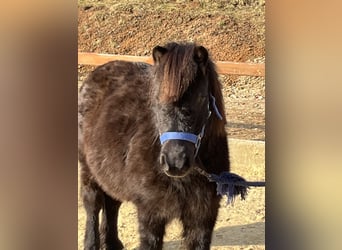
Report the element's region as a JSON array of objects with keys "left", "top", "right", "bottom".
[{"left": 159, "top": 179, "right": 206, "bottom": 205}]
